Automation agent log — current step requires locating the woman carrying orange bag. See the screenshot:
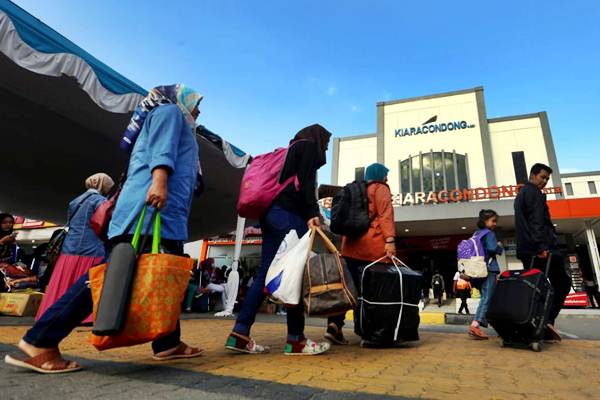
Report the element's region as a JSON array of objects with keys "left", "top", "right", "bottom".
[{"left": 5, "top": 84, "right": 204, "bottom": 374}]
